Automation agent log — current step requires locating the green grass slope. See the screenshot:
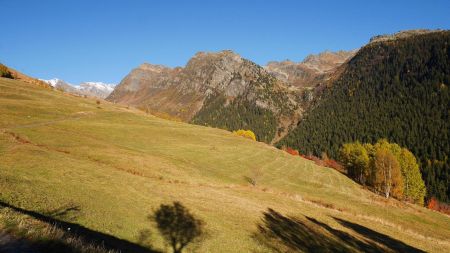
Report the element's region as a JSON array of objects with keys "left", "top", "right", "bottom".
[{"left": 0, "top": 77, "right": 449, "bottom": 252}]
